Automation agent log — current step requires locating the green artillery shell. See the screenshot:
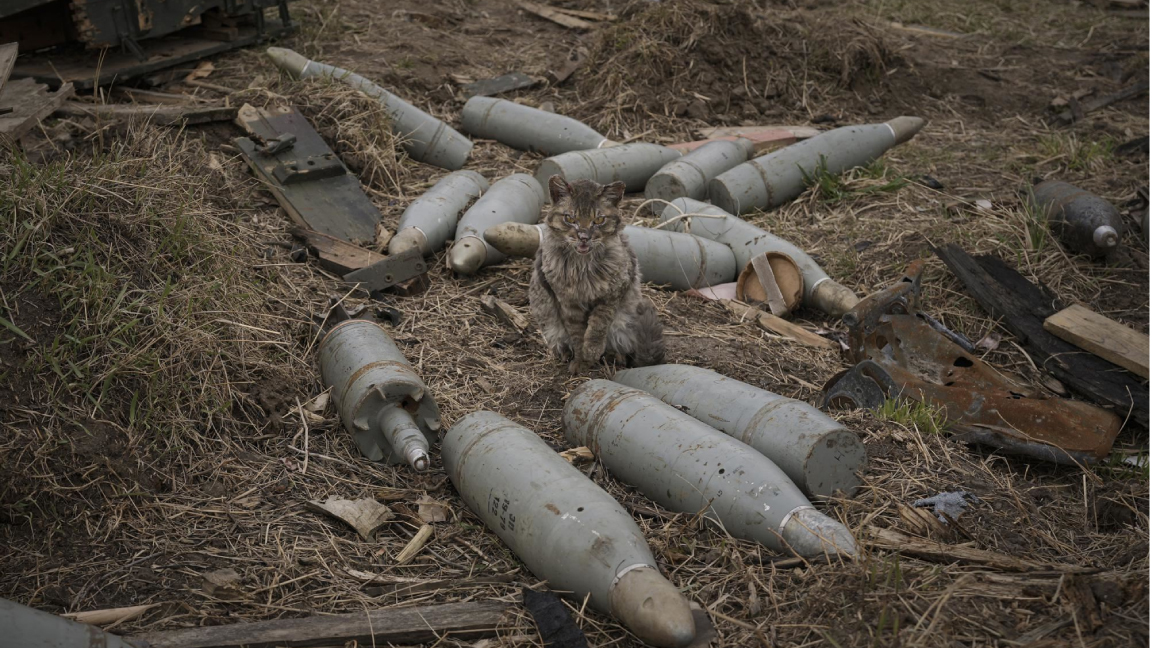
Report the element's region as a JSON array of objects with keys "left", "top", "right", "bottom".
[
  {"left": 442, "top": 411, "right": 696, "bottom": 648},
  {"left": 645, "top": 138, "right": 755, "bottom": 213},
  {"left": 448, "top": 173, "right": 547, "bottom": 275},
  {"left": 1031, "top": 180, "right": 1124, "bottom": 258},
  {"left": 660, "top": 198, "right": 859, "bottom": 316},
  {"left": 709, "top": 117, "right": 925, "bottom": 214},
  {"left": 460, "top": 96, "right": 608, "bottom": 156},
  {"left": 563, "top": 380, "right": 857, "bottom": 558},
  {"left": 318, "top": 320, "right": 440, "bottom": 471},
  {"left": 390, "top": 170, "right": 489, "bottom": 257},
  {"left": 483, "top": 222, "right": 736, "bottom": 290},
  {"left": 267, "top": 48, "right": 473, "bottom": 170},
  {"left": 536, "top": 143, "right": 683, "bottom": 194},
  {"left": 613, "top": 364, "right": 866, "bottom": 498}
]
